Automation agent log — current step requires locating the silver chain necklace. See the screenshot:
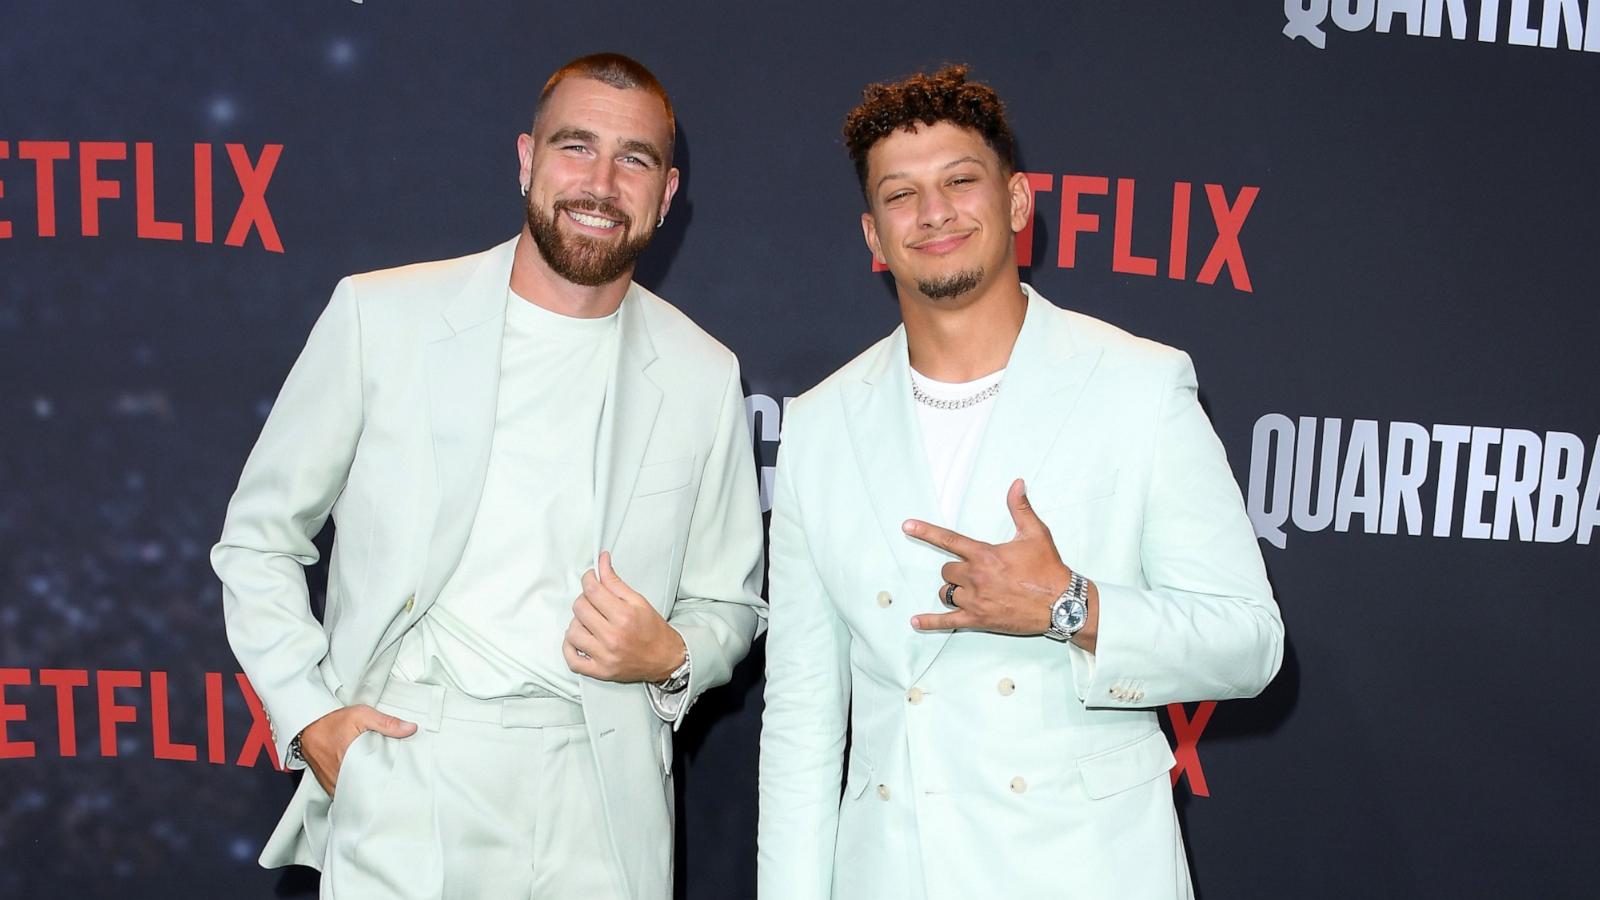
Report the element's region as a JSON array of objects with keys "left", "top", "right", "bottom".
[{"left": 911, "top": 379, "right": 1002, "bottom": 410}]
